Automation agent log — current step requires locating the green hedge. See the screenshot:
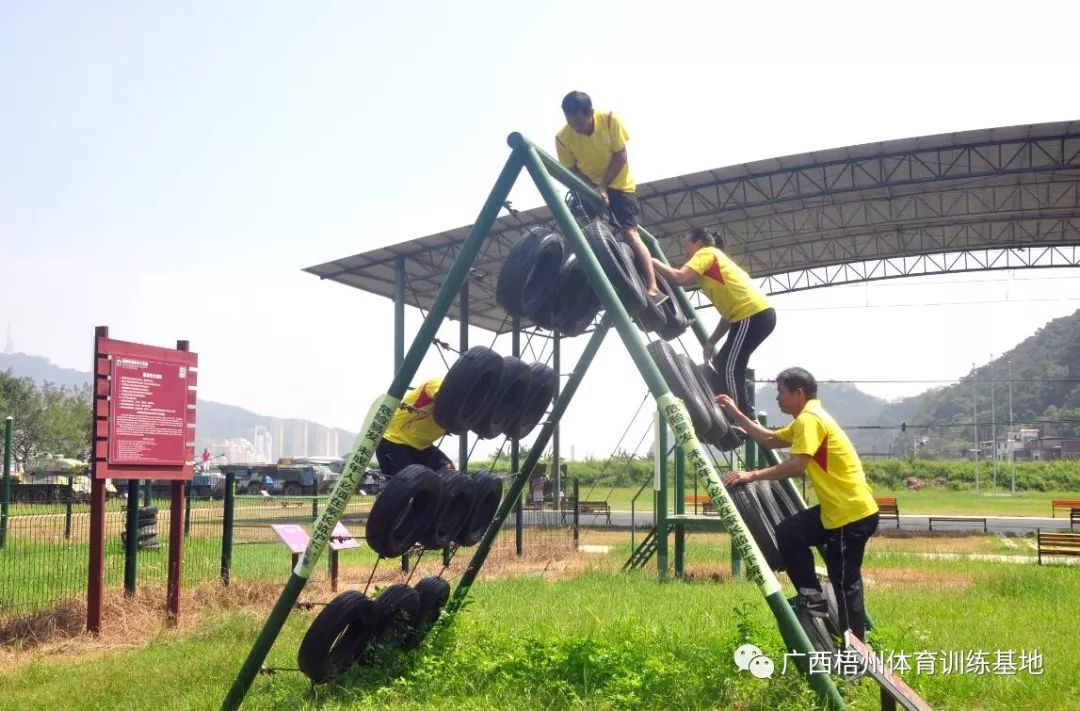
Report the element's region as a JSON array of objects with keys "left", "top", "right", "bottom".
[{"left": 863, "top": 459, "right": 1080, "bottom": 491}]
